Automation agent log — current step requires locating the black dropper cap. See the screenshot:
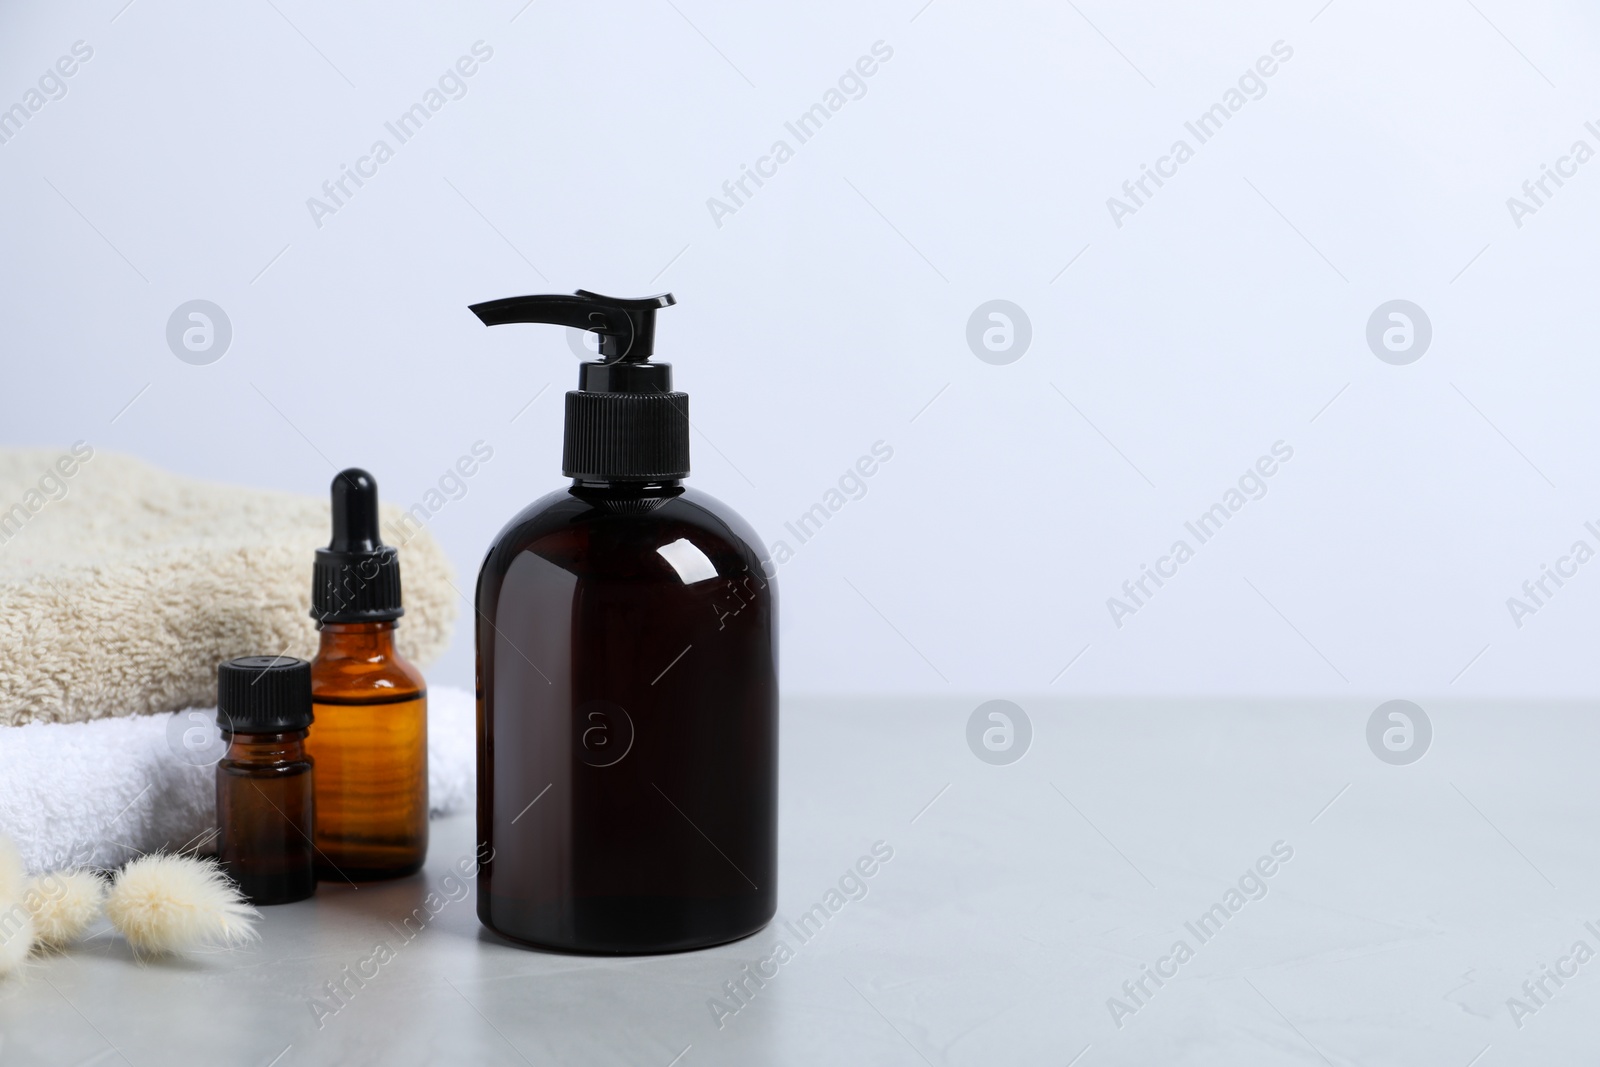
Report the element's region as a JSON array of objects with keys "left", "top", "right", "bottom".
[
  {"left": 311, "top": 468, "right": 404, "bottom": 623},
  {"left": 468, "top": 290, "right": 689, "bottom": 481},
  {"left": 217, "top": 656, "right": 313, "bottom": 733}
]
